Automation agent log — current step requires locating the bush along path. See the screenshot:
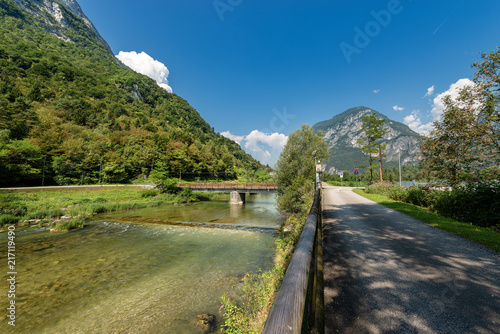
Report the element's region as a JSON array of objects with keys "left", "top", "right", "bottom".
[{"left": 355, "top": 182, "right": 499, "bottom": 252}]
